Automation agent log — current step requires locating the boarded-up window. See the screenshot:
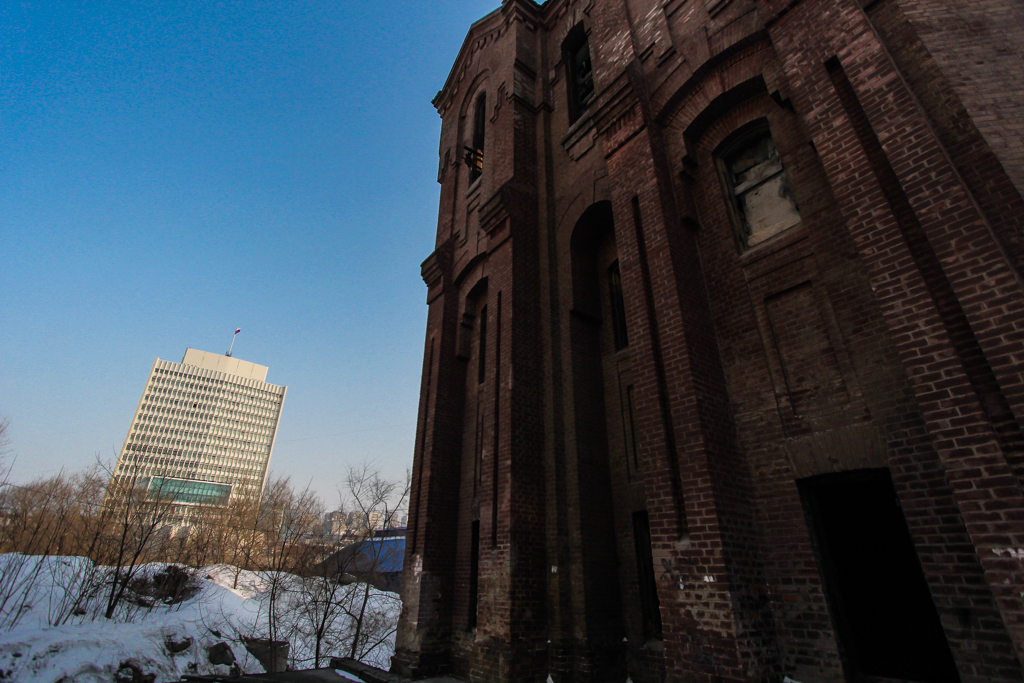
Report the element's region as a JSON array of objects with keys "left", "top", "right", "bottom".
[{"left": 719, "top": 124, "right": 800, "bottom": 249}]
